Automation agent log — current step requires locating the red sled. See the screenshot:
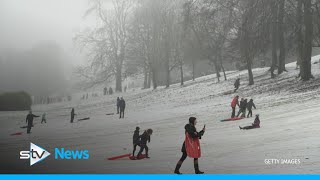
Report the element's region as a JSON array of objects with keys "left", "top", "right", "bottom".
[
  {"left": 107, "top": 153, "right": 131, "bottom": 160},
  {"left": 10, "top": 132, "right": 23, "bottom": 136},
  {"left": 129, "top": 154, "right": 147, "bottom": 160},
  {"left": 185, "top": 133, "right": 201, "bottom": 158},
  {"left": 220, "top": 117, "right": 244, "bottom": 122}
]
